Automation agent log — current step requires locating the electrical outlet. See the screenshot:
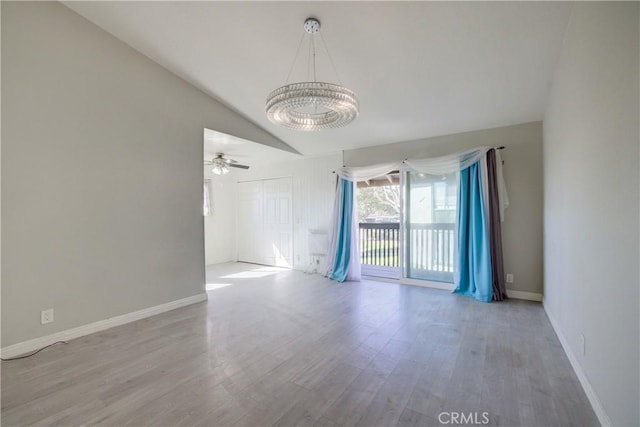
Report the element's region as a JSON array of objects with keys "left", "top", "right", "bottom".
[
  {"left": 41, "top": 309, "right": 54, "bottom": 325},
  {"left": 506, "top": 273, "right": 514, "bottom": 283},
  {"left": 580, "top": 333, "right": 586, "bottom": 356}
]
